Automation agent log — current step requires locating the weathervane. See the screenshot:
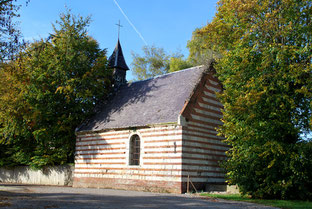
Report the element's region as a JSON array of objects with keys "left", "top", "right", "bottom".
[{"left": 116, "top": 20, "right": 123, "bottom": 39}]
